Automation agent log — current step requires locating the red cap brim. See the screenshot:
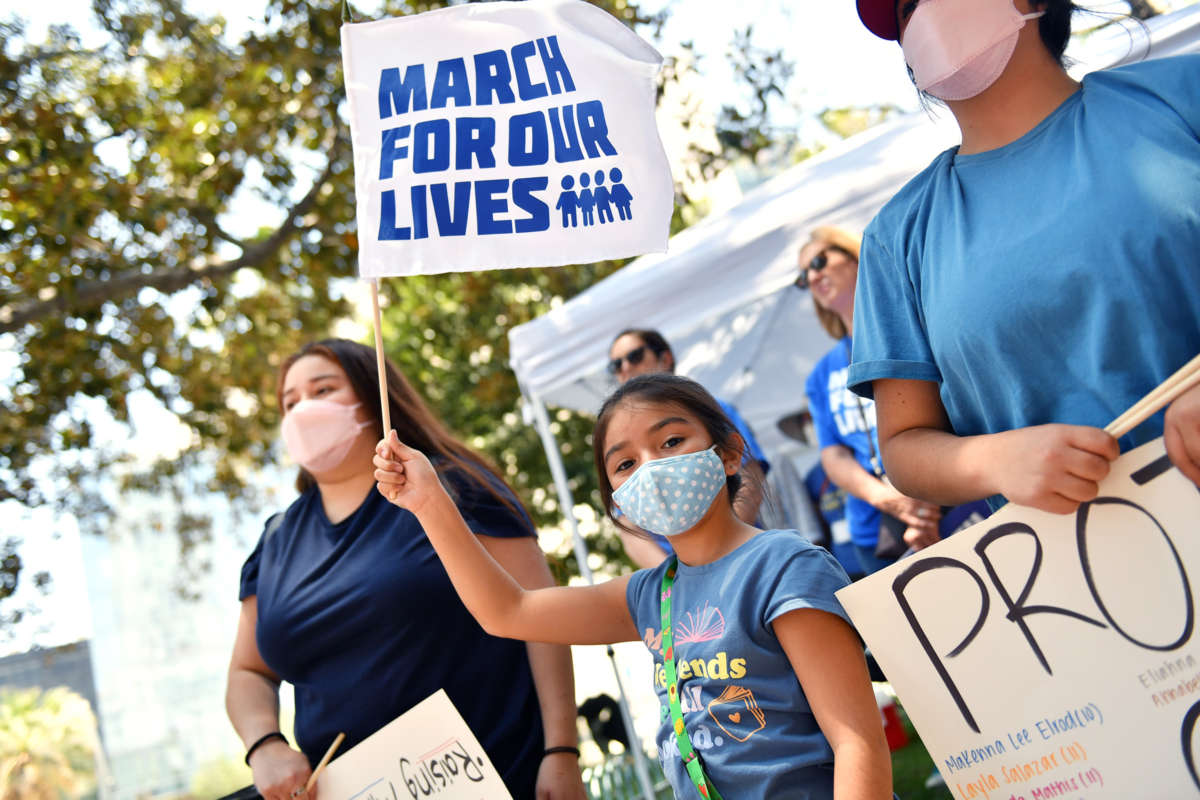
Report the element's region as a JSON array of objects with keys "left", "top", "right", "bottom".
[{"left": 856, "top": 0, "right": 900, "bottom": 40}]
